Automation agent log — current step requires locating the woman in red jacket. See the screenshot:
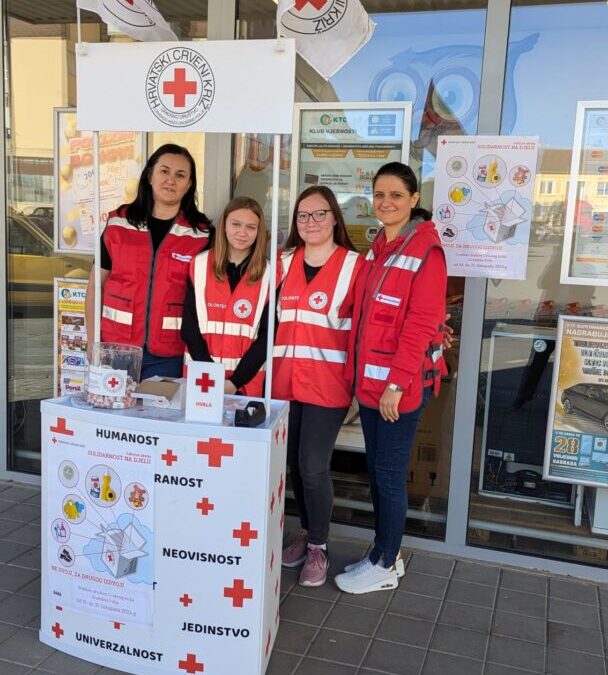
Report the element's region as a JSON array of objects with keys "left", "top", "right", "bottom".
[
  {"left": 276, "top": 186, "right": 364, "bottom": 587},
  {"left": 85, "top": 144, "right": 211, "bottom": 380},
  {"left": 336, "top": 162, "right": 447, "bottom": 594}
]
